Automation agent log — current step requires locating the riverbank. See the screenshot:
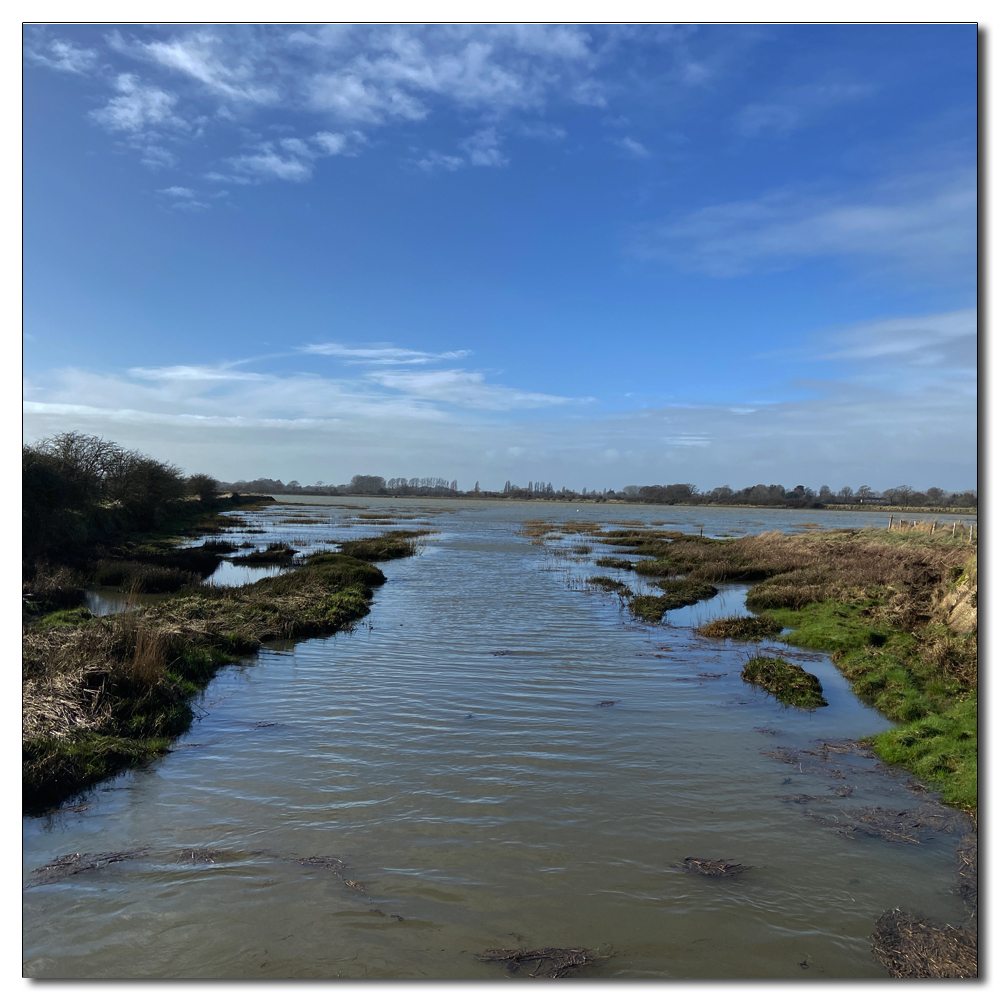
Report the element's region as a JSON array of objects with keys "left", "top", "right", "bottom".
[
  {"left": 22, "top": 532, "right": 420, "bottom": 813},
  {"left": 574, "top": 522, "right": 978, "bottom": 813}
]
